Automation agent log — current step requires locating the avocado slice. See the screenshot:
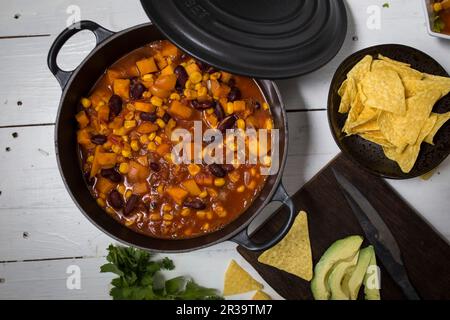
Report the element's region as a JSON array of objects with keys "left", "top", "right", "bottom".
[
  {"left": 347, "top": 246, "right": 374, "bottom": 300},
  {"left": 364, "top": 249, "right": 381, "bottom": 300},
  {"left": 311, "top": 235, "right": 363, "bottom": 300},
  {"left": 329, "top": 252, "right": 359, "bottom": 300}
]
